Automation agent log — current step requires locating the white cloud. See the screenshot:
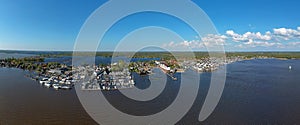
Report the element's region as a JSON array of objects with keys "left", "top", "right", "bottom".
[
  {"left": 226, "top": 30, "right": 272, "bottom": 42},
  {"left": 201, "top": 34, "right": 227, "bottom": 46},
  {"left": 163, "top": 40, "right": 204, "bottom": 49},
  {"left": 180, "top": 40, "right": 204, "bottom": 48},
  {"left": 273, "top": 27, "right": 300, "bottom": 40},
  {"left": 243, "top": 39, "right": 282, "bottom": 47},
  {"left": 234, "top": 38, "right": 282, "bottom": 48},
  {"left": 163, "top": 34, "right": 227, "bottom": 49},
  {"left": 226, "top": 30, "right": 238, "bottom": 37},
  {"left": 226, "top": 30, "right": 247, "bottom": 42},
  {"left": 164, "top": 26, "right": 300, "bottom": 50}
]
